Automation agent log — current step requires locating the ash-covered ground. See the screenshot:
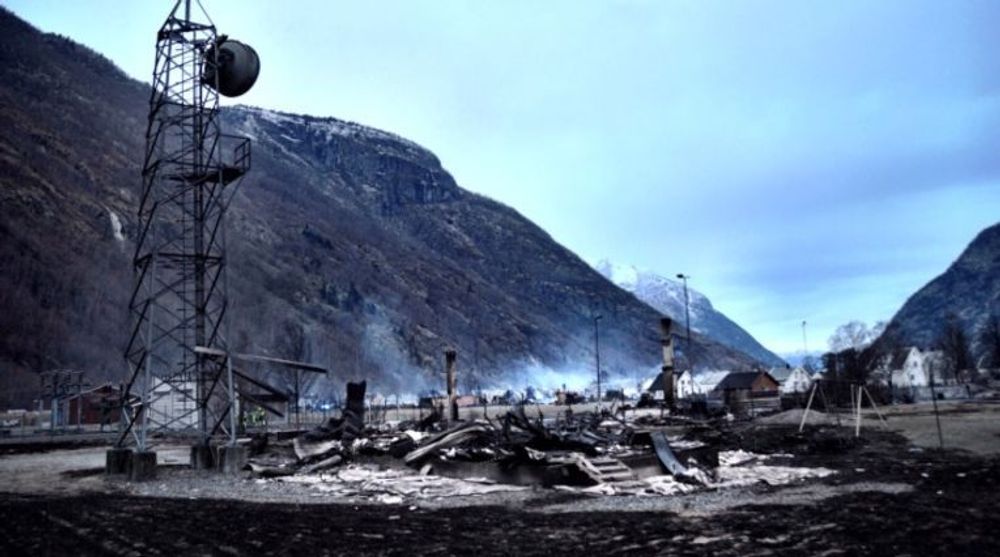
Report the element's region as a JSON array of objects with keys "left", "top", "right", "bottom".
[{"left": 1, "top": 402, "right": 999, "bottom": 555}]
